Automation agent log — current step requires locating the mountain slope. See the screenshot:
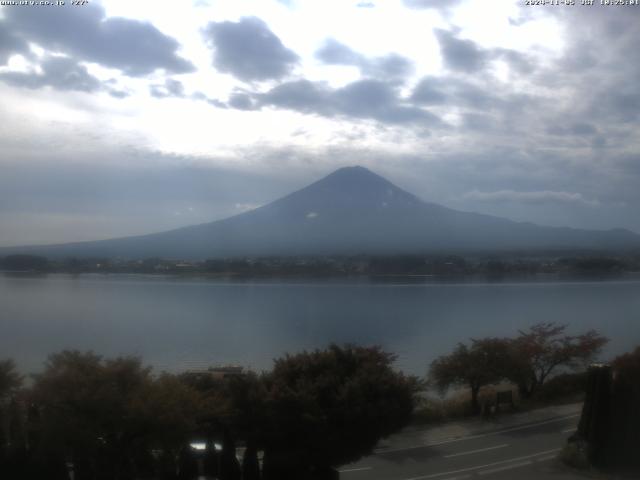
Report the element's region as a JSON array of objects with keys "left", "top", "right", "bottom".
[{"left": 3, "top": 166, "right": 639, "bottom": 259}]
